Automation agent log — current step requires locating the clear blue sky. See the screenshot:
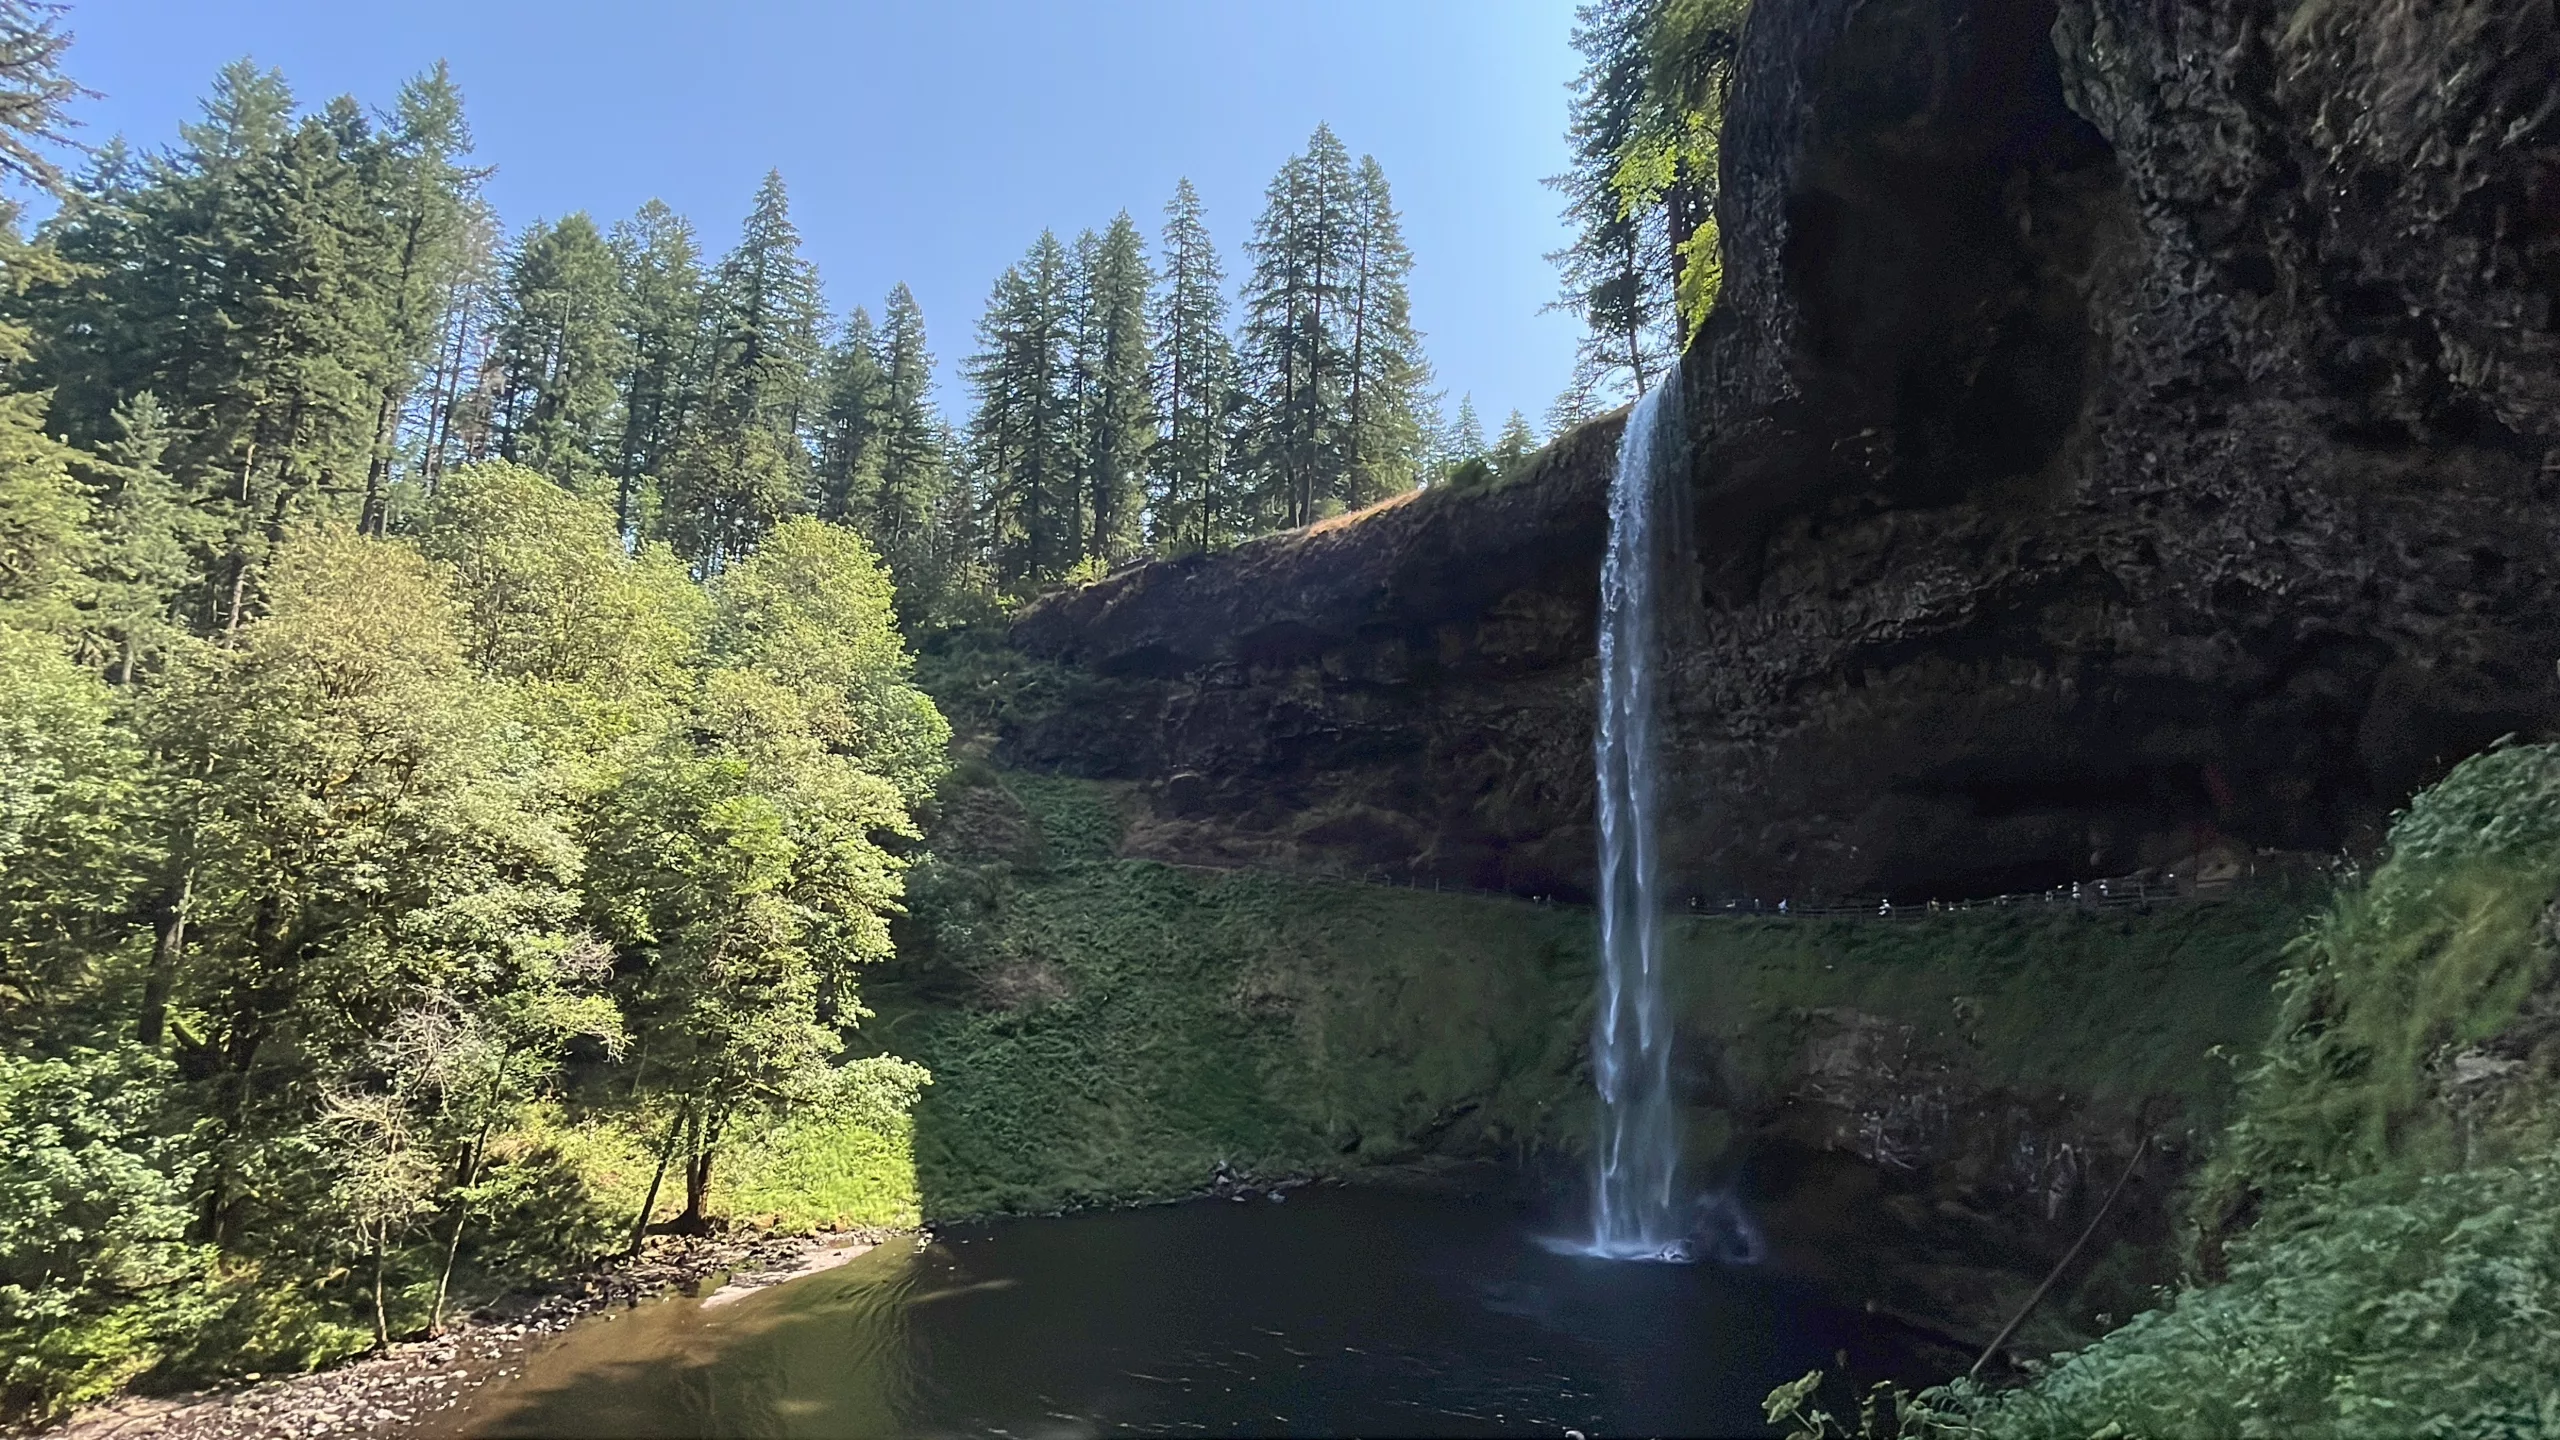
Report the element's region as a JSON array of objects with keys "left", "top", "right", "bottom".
[{"left": 49, "top": 0, "right": 1587, "bottom": 429}]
